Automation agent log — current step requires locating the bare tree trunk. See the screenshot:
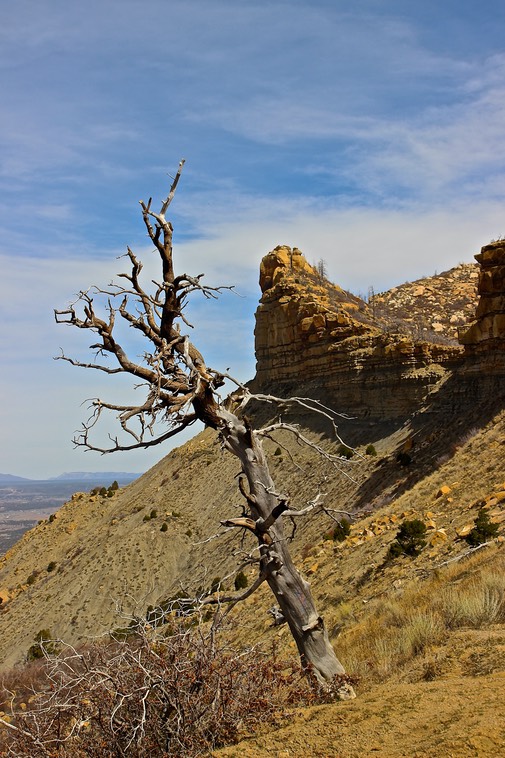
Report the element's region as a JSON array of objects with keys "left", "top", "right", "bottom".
[
  {"left": 55, "top": 165, "right": 355, "bottom": 697},
  {"left": 217, "top": 407, "right": 352, "bottom": 692}
]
